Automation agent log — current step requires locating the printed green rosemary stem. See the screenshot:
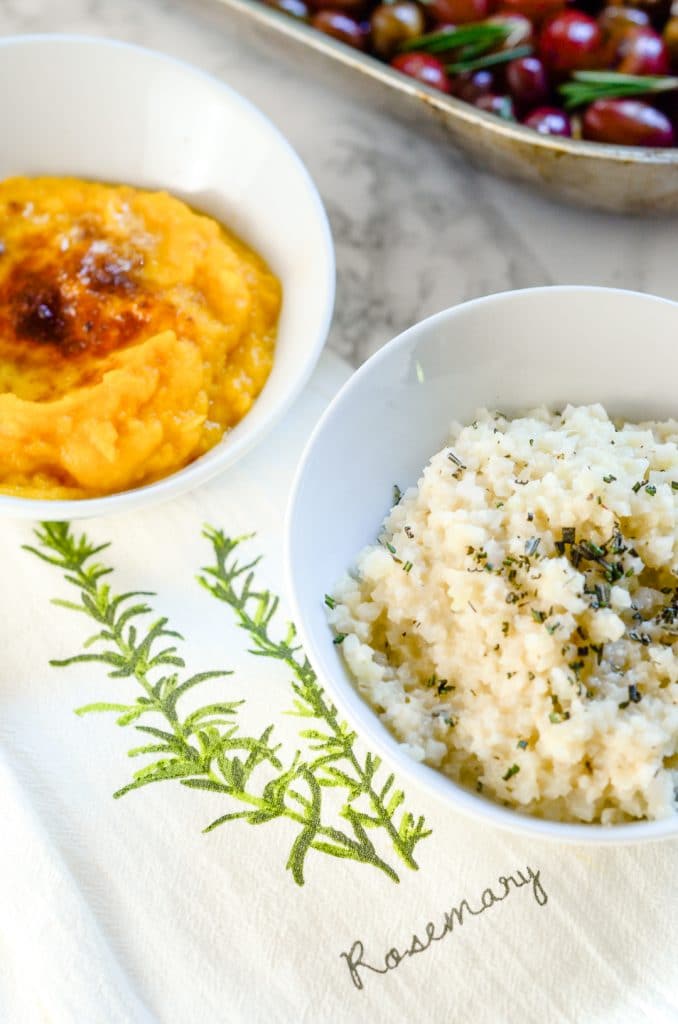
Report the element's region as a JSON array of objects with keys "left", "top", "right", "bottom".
[
  {"left": 199, "top": 528, "right": 431, "bottom": 870},
  {"left": 25, "top": 521, "right": 401, "bottom": 885}
]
